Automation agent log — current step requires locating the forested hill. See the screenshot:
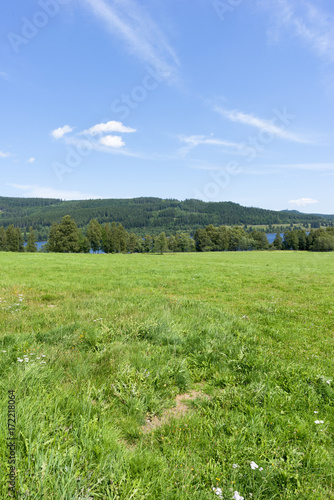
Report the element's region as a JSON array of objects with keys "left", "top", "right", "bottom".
[{"left": 0, "top": 196, "right": 330, "bottom": 235}]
